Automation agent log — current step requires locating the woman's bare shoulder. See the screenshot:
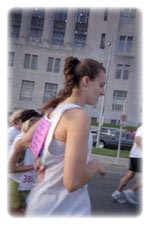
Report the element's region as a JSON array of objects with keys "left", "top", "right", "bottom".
[
  {"left": 63, "top": 108, "right": 90, "bottom": 127},
  {"left": 66, "top": 107, "right": 89, "bottom": 118}
]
